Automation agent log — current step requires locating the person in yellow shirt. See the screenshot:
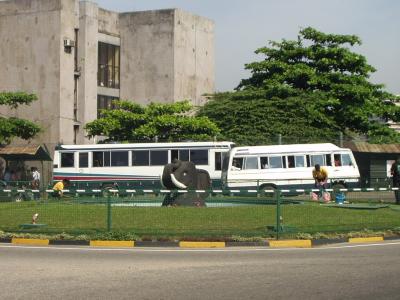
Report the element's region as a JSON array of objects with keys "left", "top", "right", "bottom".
[
  {"left": 52, "top": 179, "right": 70, "bottom": 198},
  {"left": 312, "top": 164, "right": 328, "bottom": 189}
]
